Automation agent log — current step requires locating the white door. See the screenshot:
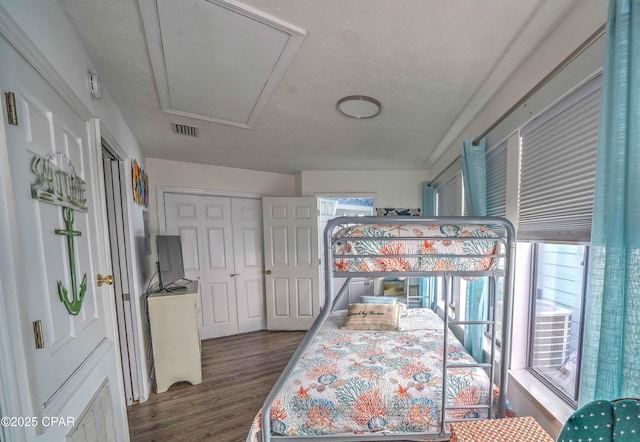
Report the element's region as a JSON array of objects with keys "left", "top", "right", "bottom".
[
  {"left": 263, "top": 197, "right": 320, "bottom": 330},
  {"left": 164, "top": 193, "right": 265, "bottom": 338},
  {"left": 103, "top": 151, "right": 140, "bottom": 405},
  {"left": 232, "top": 198, "right": 266, "bottom": 333},
  {"left": 0, "top": 38, "right": 125, "bottom": 437}
]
